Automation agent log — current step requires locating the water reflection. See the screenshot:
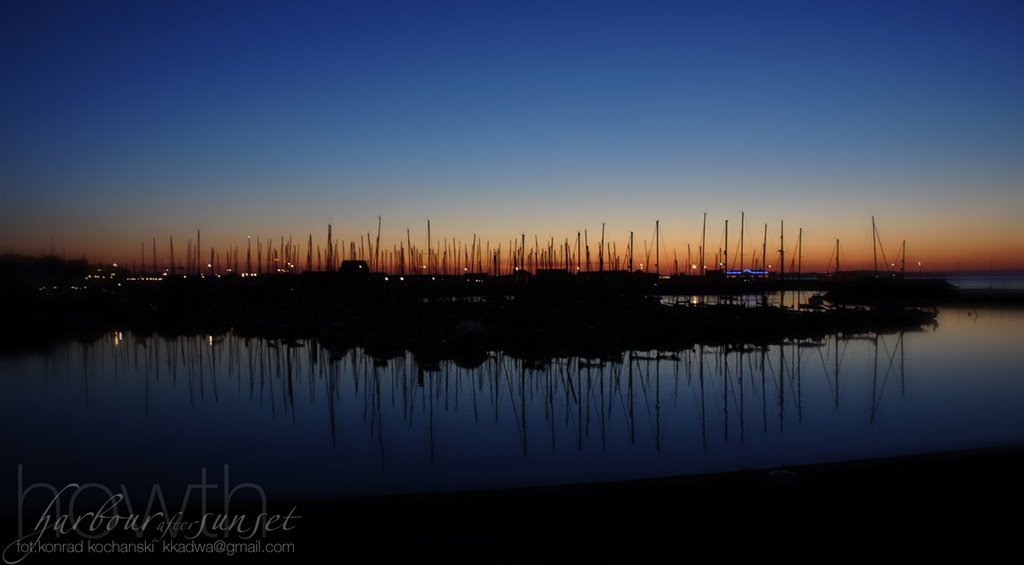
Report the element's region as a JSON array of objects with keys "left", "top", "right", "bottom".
[
  {"left": 47, "top": 332, "right": 912, "bottom": 450},
  {"left": 2, "top": 310, "right": 1023, "bottom": 501}
]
